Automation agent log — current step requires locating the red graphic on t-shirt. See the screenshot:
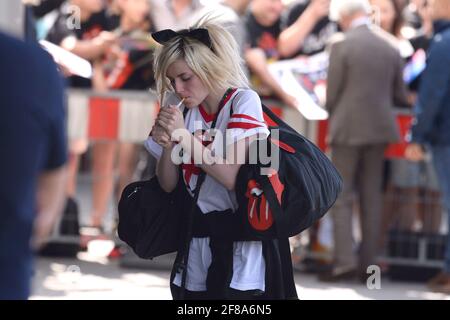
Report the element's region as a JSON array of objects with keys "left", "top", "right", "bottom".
[
  {"left": 258, "top": 32, "right": 279, "bottom": 60},
  {"left": 181, "top": 129, "right": 215, "bottom": 188},
  {"left": 82, "top": 25, "right": 103, "bottom": 40},
  {"left": 105, "top": 52, "right": 134, "bottom": 89}
]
